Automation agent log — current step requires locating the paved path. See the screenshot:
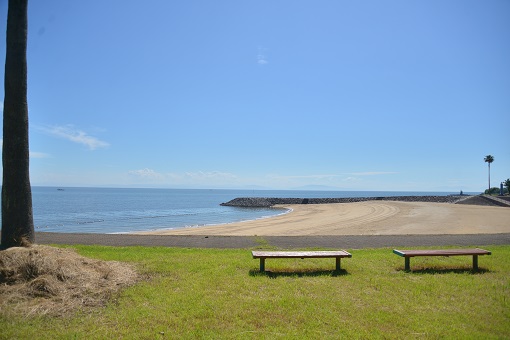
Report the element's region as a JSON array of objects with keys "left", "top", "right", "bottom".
[{"left": 36, "top": 232, "right": 510, "bottom": 249}]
